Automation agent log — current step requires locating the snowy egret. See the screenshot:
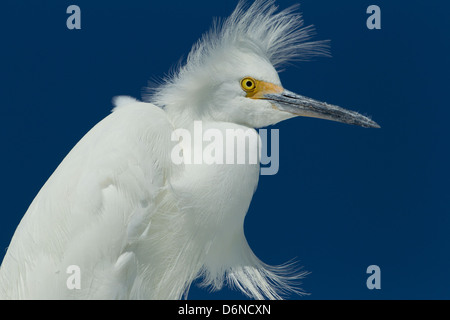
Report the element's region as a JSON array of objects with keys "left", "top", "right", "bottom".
[{"left": 0, "top": 0, "right": 379, "bottom": 300}]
